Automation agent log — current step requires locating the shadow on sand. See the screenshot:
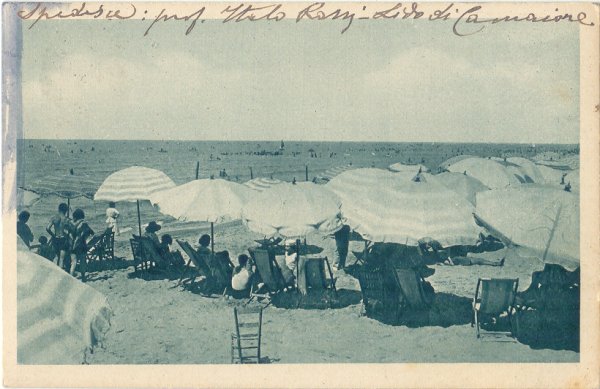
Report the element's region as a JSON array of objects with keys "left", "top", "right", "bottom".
[{"left": 270, "top": 288, "right": 362, "bottom": 310}]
